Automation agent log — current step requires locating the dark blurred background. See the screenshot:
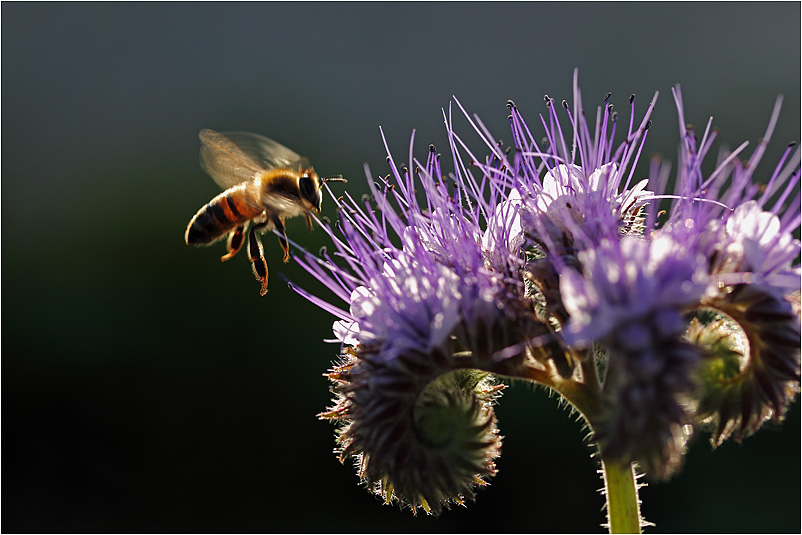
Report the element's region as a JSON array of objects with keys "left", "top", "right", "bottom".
[{"left": 2, "top": 2, "right": 800, "bottom": 533}]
